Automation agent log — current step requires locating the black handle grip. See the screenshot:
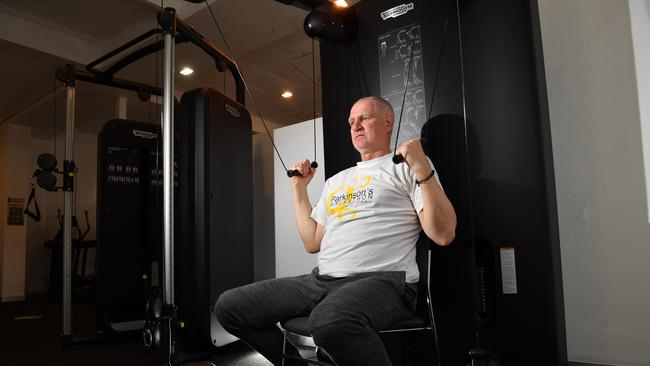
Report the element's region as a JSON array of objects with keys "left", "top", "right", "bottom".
[
  {"left": 287, "top": 161, "right": 319, "bottom": 178},
  {"left": 392, "top": 154, "right": 404, "bottom": 164}
]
